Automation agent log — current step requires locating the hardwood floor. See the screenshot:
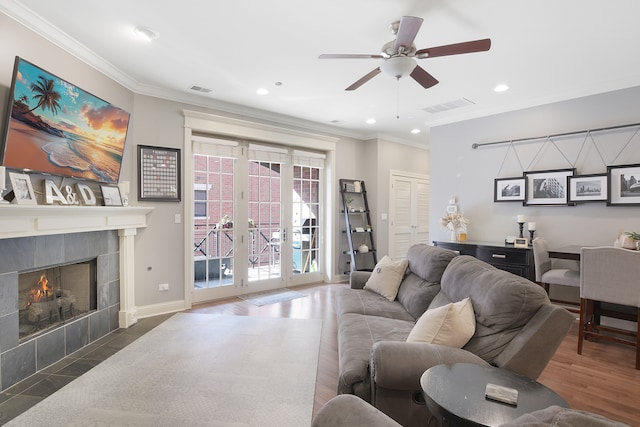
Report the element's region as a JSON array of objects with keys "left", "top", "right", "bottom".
[{"left": 187, "top": 283, "right": 640, "bottom": 425}]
